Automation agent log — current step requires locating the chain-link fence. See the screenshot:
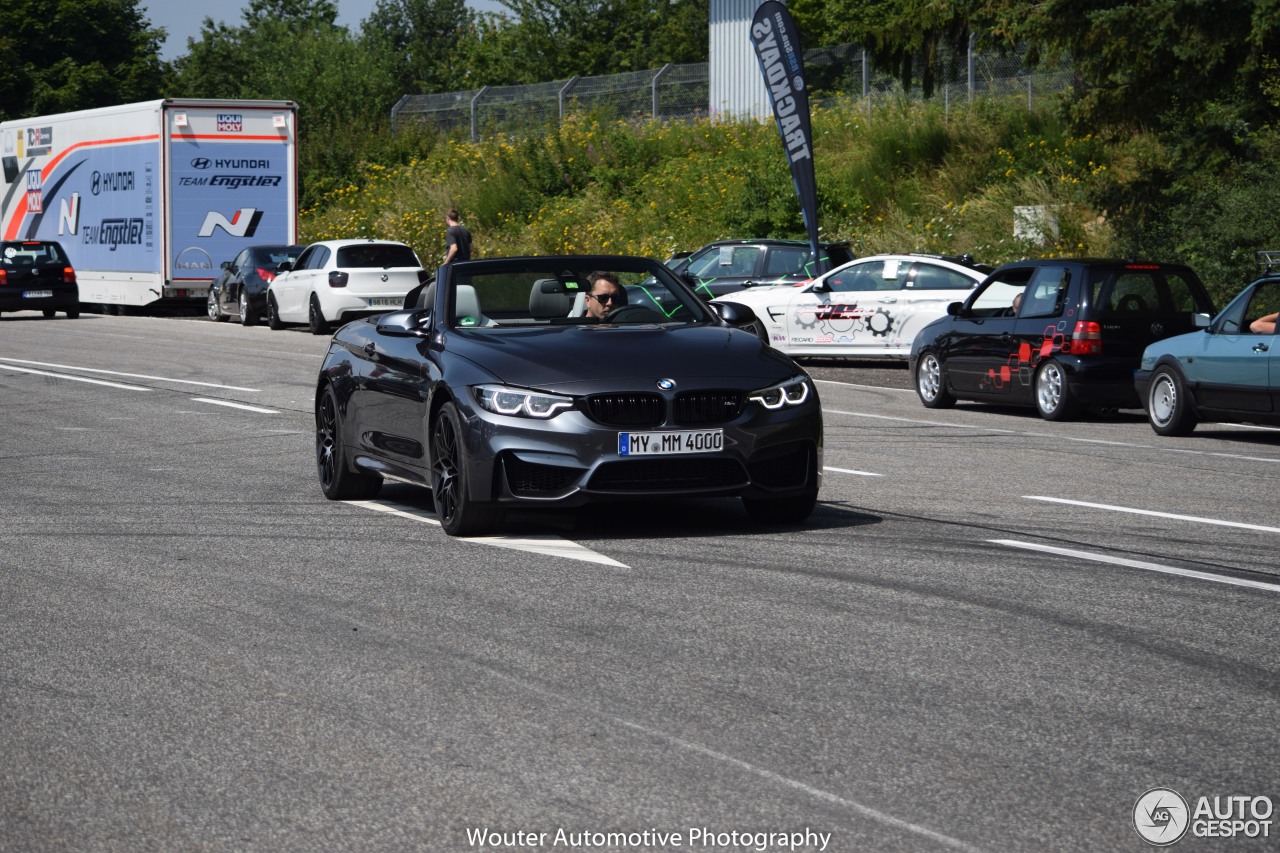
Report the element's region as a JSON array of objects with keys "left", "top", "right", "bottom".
[{"left": 391, "top": 41, "right": 1071, "bottom": 139}]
